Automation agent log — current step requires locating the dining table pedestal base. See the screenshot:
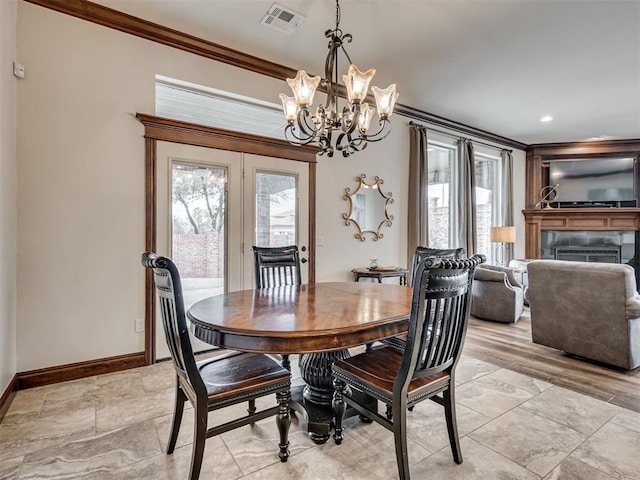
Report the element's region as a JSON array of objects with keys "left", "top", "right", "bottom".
[{"left": 293, "top": 350, "right": 376, "bottom": 444}]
